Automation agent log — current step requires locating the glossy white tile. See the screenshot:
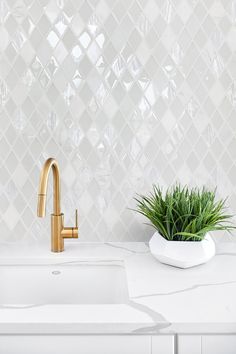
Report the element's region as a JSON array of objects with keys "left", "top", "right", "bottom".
[{"left": 0, "top": 0, "right": 235, "bottom": 243}]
